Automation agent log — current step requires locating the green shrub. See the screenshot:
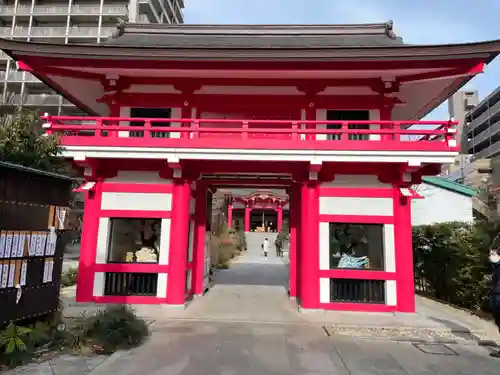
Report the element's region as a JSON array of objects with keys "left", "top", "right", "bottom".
[
  {"left": 80, "top": 305, "right": 149, "bottom": 354},
  {"left": 0, "top": 300, "right": 149, "bottom": 367},
  {"left": 413, "top": 220, "right": 498, "bottom": 312},
  {"left": 61, "top": 268, "right": 78, "bottom": 288},
  {"left": 275, "top": 222, "right": 289, "bottom": 250},
  {"left": 233, "top": 230, "right": 247, "bottom": 251},
  {"left": 0, "top": 322, "right": 32, "bottom": 367}
]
